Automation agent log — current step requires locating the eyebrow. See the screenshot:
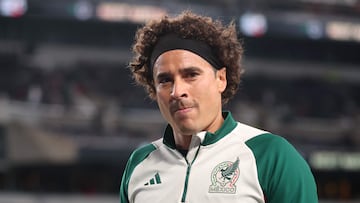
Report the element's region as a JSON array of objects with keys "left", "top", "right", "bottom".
[{"left": 179, "top": 66, "right": 203, "bottom": 74}]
